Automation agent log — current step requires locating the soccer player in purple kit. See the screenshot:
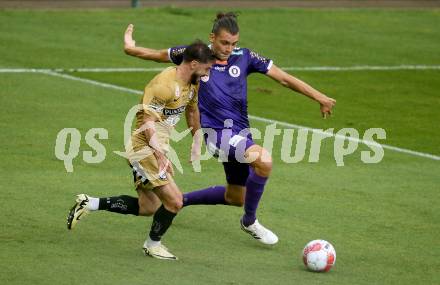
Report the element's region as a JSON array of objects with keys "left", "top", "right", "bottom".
[
  {"left": 72, "top": 12, "right": 335, "bottom": 247},
  {"left": 124, "top": 12, "right": 336, "bottom": 245}
]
